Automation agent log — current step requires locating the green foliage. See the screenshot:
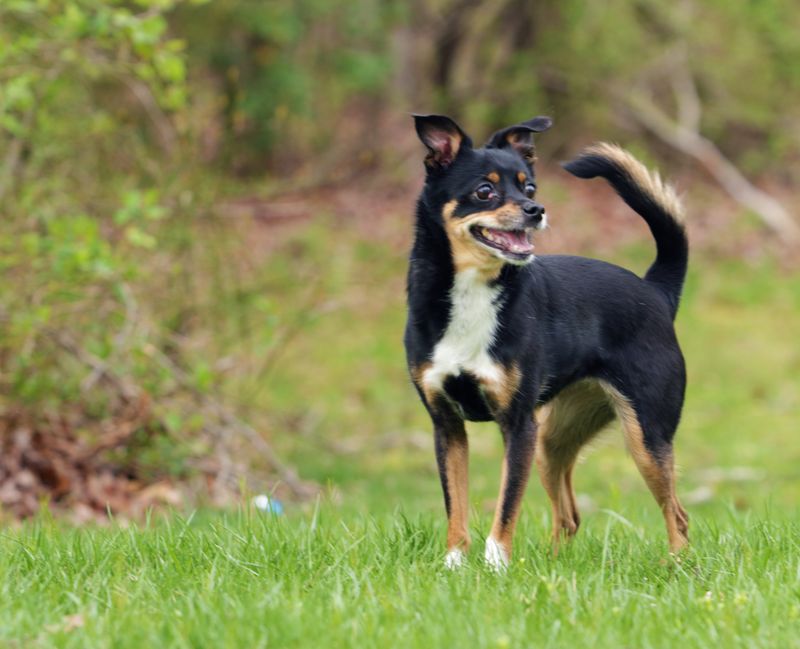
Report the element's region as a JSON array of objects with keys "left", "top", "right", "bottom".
[
  {"left": 174, "top": 0, "right": 401, "bottom": 168},
  {"left": 419, "top": 0, "right": 800, "bottom": 174},
  {"left": 0, "top": 0, "right": 189, "bottom": 171},
  {"left": 0, "top": 0, "right": 217, "bottom": 478}
]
